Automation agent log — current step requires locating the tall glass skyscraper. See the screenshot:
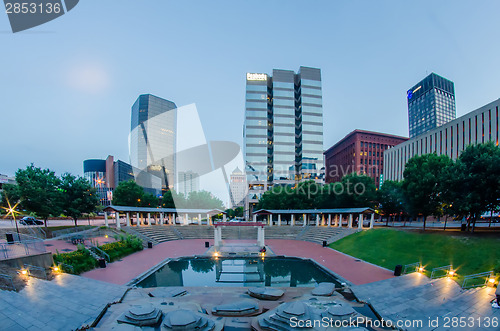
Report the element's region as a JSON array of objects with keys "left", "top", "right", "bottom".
[
  {"left": 407, "top": 73, "right": 456, "bottom": 138},
  {"left": 130, "top": 94, "right": 177, "bottom": 191},
  {"left": 244, "top": 67, "right": 323, "bottom": 209}
]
